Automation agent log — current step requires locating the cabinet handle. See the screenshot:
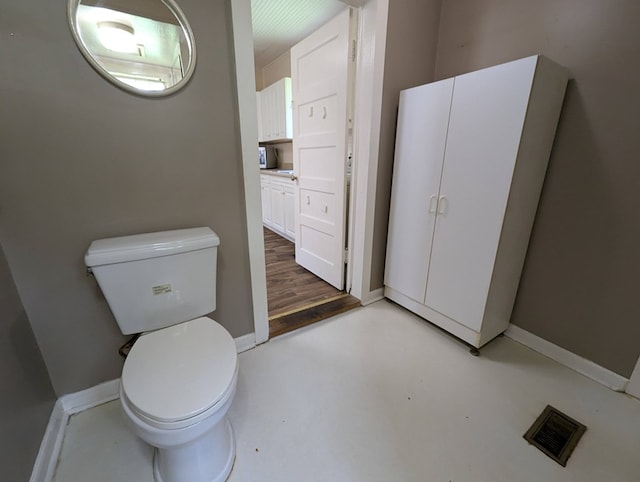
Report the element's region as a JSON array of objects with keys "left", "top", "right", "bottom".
[
  {"left": 437, "top": 195, "right": 448, "bottom": 214},
  {"left": 428, "top": 195, "right": 437, "bottom": 213},
  {"left": 322, "top": 106, "right": 327, "bottom": 119},
  {"left": 308, "top": 106, "right": 314, "bottom": 117}
]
